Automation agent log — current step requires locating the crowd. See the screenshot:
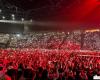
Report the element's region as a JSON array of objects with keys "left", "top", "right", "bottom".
[
  {"left": 0, "top": 49, "right": 100, "bottom": 80},
  {"left": 0, "top": 31, "right": 100, "bottom": 50},
  {"left": 8, "top": 31, "right": 100, "bottom": 50},
  {"left": 0, "top": 31, "right": 100, "bottom": 80},
  {"left": 83, "top": 31, "right": 100, "bottom": 50},
  {"left": 8, "top": 32, "right": 80, "bottom": 49}
]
